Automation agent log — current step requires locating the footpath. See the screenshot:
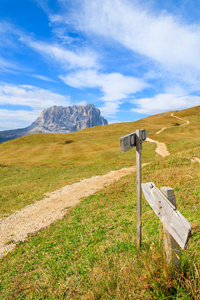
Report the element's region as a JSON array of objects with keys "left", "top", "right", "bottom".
[
  {"left": 0, "top": 165, "right": 148, "bottom": 258},
  {"left": 2, "top": 115, "right": 190, "bottom": 258}
]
